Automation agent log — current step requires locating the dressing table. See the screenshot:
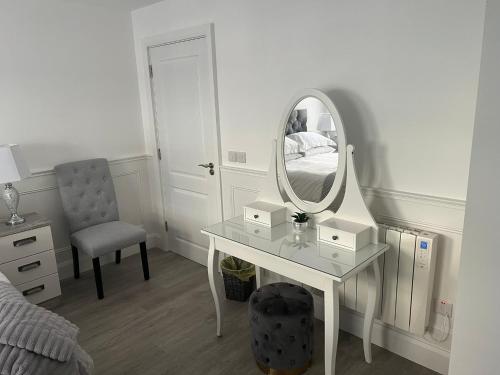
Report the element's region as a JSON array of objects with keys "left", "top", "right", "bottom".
[{"left": 202, "top": 89, "right": 389, "bottom": 375}]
